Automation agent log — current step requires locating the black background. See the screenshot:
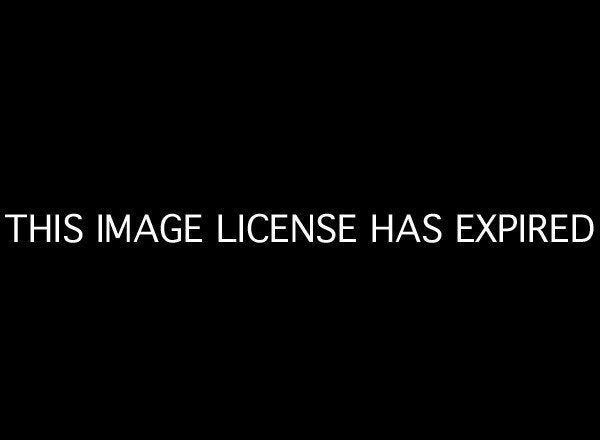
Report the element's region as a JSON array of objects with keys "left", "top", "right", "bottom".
[{"left": 1, "top": 6, "right": 597, "bottom": 434}]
